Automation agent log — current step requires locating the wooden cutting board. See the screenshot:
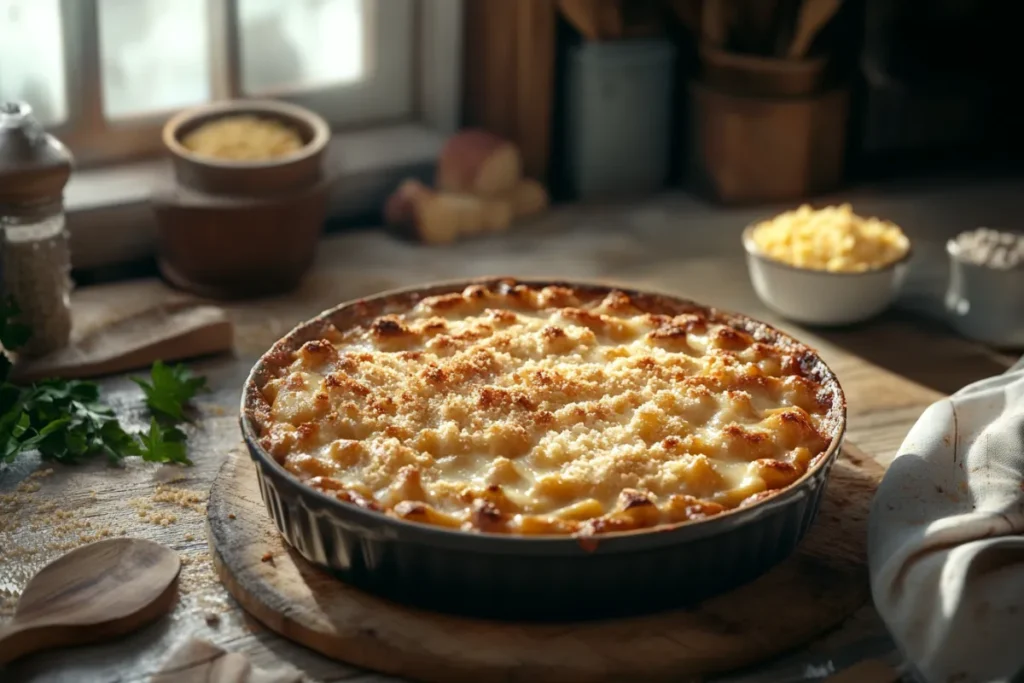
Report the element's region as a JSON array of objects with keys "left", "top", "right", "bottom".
[
  {"left": 10, "top": 300, "right": 234, "bottom": 383},
  {"left": 152, "top": 639, "right": 303, "bottom": 683},
  {"left": 207, "top": 445, "right": 884, "bottom": 683}
]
